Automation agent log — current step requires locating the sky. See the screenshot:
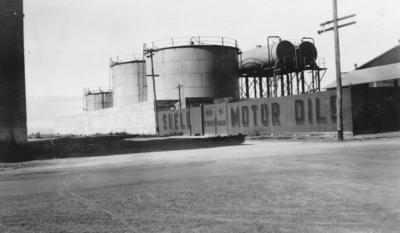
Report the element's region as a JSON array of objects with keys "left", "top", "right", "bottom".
[{"left": 23, "top": 0, "right": 400, "bottom": 132}]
